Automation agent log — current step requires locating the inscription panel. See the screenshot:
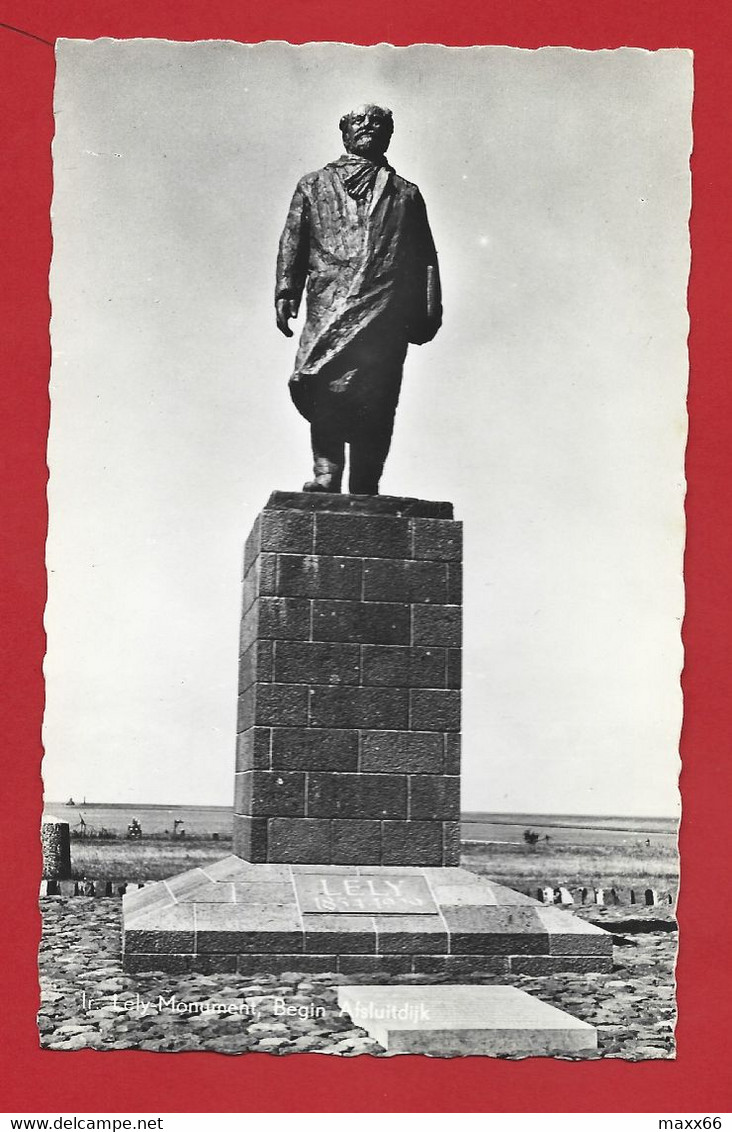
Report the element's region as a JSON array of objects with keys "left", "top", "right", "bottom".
[{"left": 295, "top": 873, "right": 438, "bottom": 914}]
